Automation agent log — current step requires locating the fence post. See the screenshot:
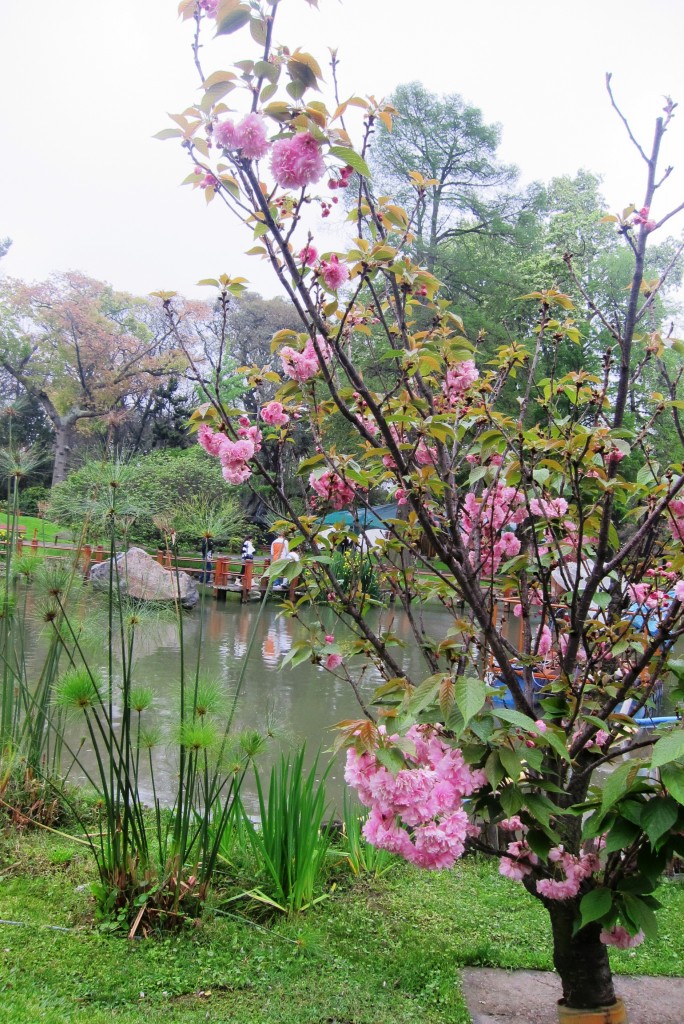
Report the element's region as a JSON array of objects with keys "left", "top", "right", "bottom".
[
  {"left": 16, "top": 536, "right": 23, "bottom": 555},
  {"left": 31, "top": 528, "right": 39, "bottom": 554},
  {"left": 164, "top": 549, "right": 172, "bottom": 570},
  {"left": 156, "top": 549, "right": 164, "bottom": 566},
  {"left": 82, "top": 544, "right": 92, "bottom": 578},
  {"left": 242, "top": 560, "right": 253, "bottom": 603},
  {"left": 260, "top": 558, "right": 270, "bottom": 599},
  {"left": 94, "top": 545, "right": 104, "bottom": 563}
]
